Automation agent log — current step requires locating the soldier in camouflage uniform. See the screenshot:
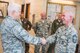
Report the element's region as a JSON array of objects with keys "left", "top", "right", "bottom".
[
  {"left": 46, "top": 12, "right": 78, "bottom": 53},
  {"left": 34, "top": 12, "right": 52, "bottom": 53},
  {"left": 0, "top": 3, "right": 46, "bottom": 53},
  {"left": 47, "top": 13, "right": 64, "bottom": 53}
]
